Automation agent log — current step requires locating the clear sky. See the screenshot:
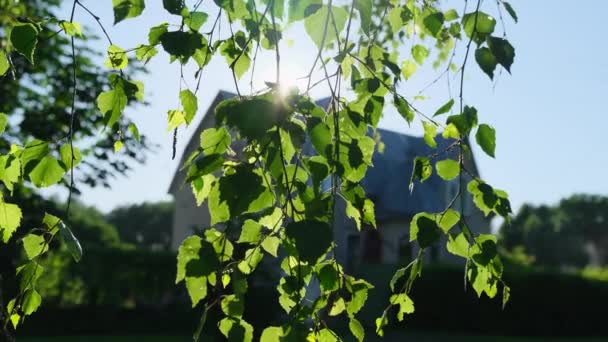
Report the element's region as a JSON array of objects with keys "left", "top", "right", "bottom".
[{"left": 56, "top": 1, "right": 608, "bottom": 214}]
